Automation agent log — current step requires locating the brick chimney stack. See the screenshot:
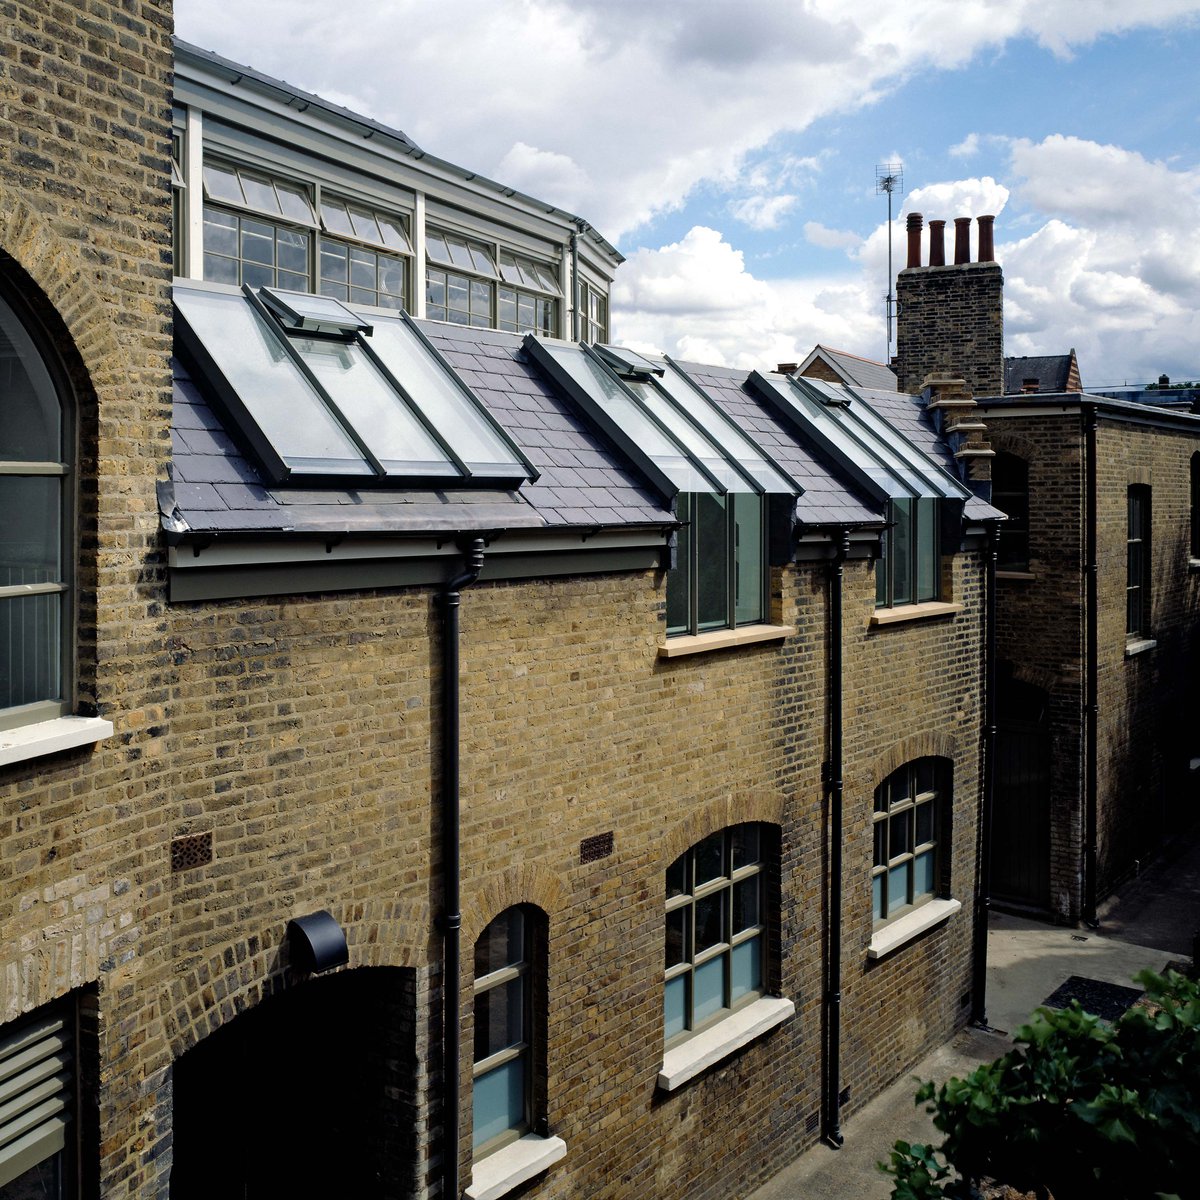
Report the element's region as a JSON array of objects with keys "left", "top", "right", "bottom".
[{"left": 894, "top": 213, "right": 1004, "bottom": 397}]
